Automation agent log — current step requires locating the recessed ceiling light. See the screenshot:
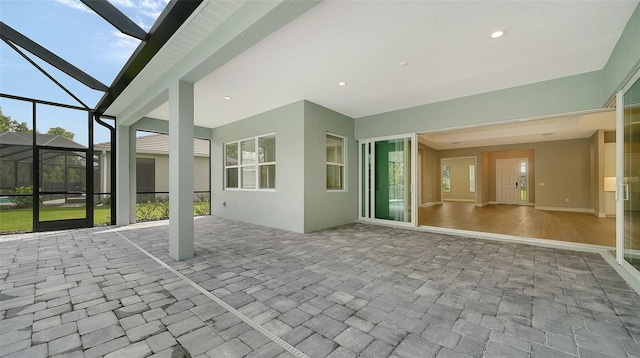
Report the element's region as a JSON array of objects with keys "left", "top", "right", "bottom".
[
  {"left": 224, "top": 96, "right": 232, "bottom": 100},
  {"left": 490, "top": 30, "right": 506, "bottom": 39},
  {"left": 399, "top": 61, "right": 409, "bottom": 67},
  {"left": 338, "top": 81, "right": 347, "bottom": 86}
]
